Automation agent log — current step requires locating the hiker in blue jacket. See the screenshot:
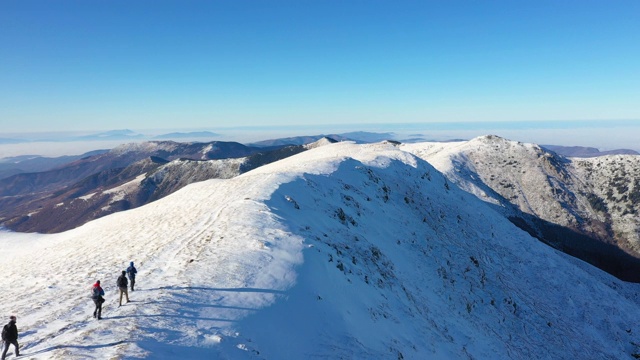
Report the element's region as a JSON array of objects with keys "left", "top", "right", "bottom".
[{"left": 126, "top": 261, "right": 138, "bottom": 291}]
